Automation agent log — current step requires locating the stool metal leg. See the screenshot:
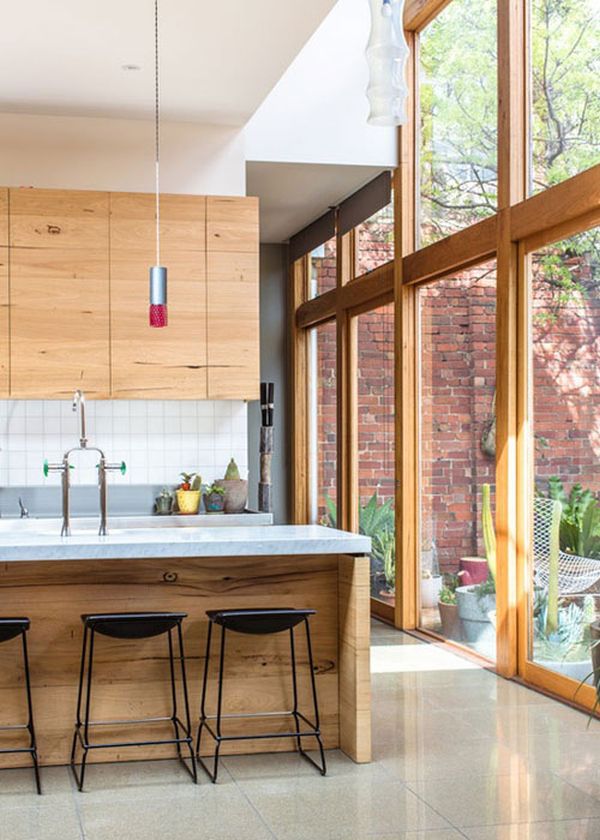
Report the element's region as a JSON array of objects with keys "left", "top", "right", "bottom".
[
  {"left": 303, "top": 618, "right": 326, "bottom": 775},
  {"left": 71, "top": 625, "right": 95, "bottom": 791},
  {"left": 168, "top": 629, "right": 182, "bottom": 760},
  {"left": 196, "top": 622, "right": 226, "bottom": 783},
  {"left": 175, "top": 622, "right": 197, "bottom": 783},
  {"left": 21, "top": 630, "right": 42, "bottom": 795}
]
